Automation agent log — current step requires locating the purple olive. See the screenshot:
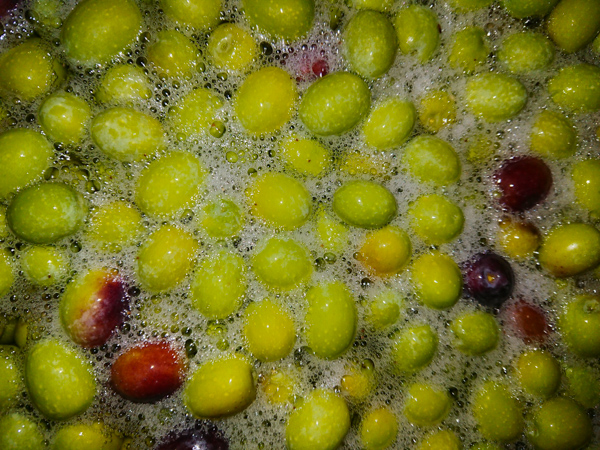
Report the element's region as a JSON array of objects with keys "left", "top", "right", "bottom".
[
  {"left": 155, "top": 426, "right": 229, "bottom": 450},
  {"left": 464, "top": 253, "right": 515, "bottom": 309}
]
